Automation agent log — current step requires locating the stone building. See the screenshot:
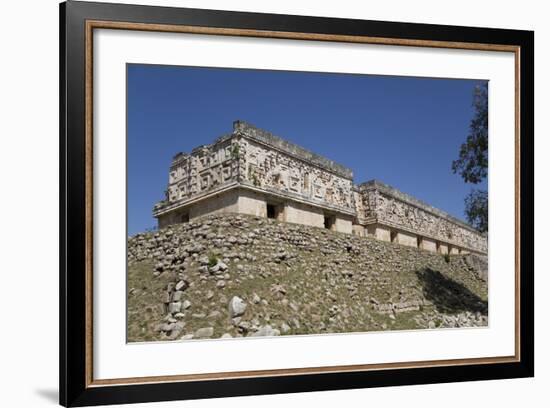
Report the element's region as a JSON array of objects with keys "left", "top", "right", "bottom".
[
  {"left": 355, "top": 180, "right": 487, "bottom": 254},
  {"left": 153, "top": 121, "right": 487, "bottom": 255}
]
